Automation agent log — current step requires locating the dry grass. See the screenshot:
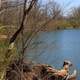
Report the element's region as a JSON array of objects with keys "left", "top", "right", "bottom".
[{"left": 0, "top": 26, "right": 19, "bottom": 80}]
